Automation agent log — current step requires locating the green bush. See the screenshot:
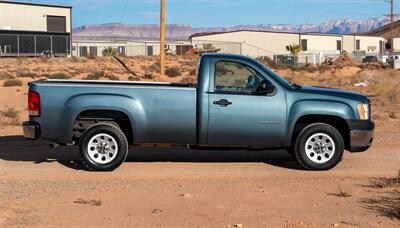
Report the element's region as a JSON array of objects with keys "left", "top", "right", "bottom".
[{"left": 102, "top": 47, "right": 116, "bottom": 57}]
